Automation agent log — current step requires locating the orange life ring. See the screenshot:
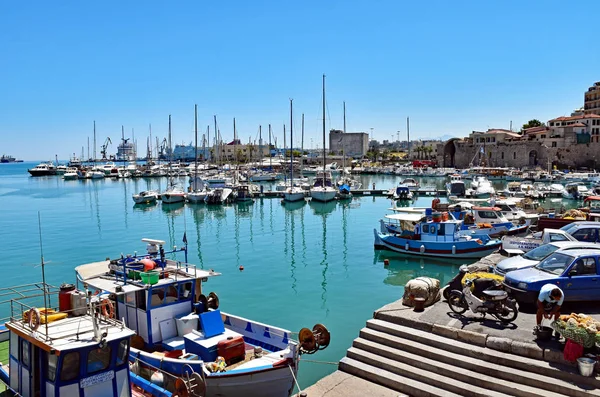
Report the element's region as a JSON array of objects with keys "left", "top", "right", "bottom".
[
  {"left": 173, "top": 378, "right": 189, "bottom": 397},
  {"left": 28, "top": 308, "right": 41, "bottom": 331},
  {"left": 100, "top": 299, "right": 115, "bottom": 318}
]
